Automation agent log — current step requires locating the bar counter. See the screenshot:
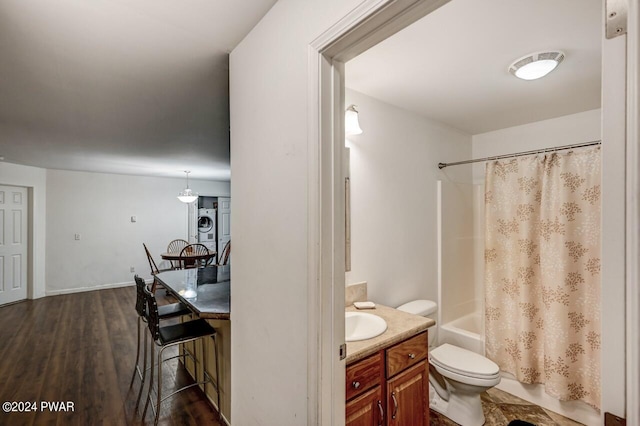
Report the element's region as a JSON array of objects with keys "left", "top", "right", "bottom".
[{"left": 154, "top": 266, "right": 231, "bottom": 422}]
